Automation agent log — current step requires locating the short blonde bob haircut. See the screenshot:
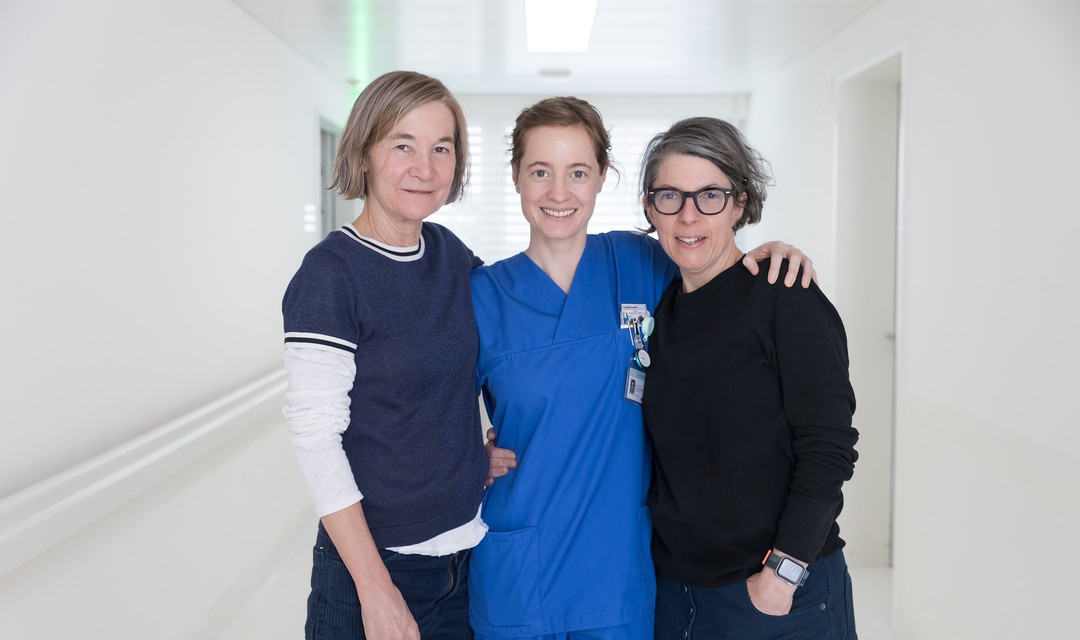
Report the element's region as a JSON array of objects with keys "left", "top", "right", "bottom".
[{"left": 331, "top": 70, "right": 470, "bottom": 204}]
